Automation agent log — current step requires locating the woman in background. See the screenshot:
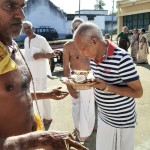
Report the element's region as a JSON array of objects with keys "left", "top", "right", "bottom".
[
  {"left": 137, "top": 36, "right": 149, "bottom": 63},
  {"left": 137, "top": 28, "right": 149, "bottom": 64},
  {"left": 131, "top": 29, "right": 139, "bottom": 61}
]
